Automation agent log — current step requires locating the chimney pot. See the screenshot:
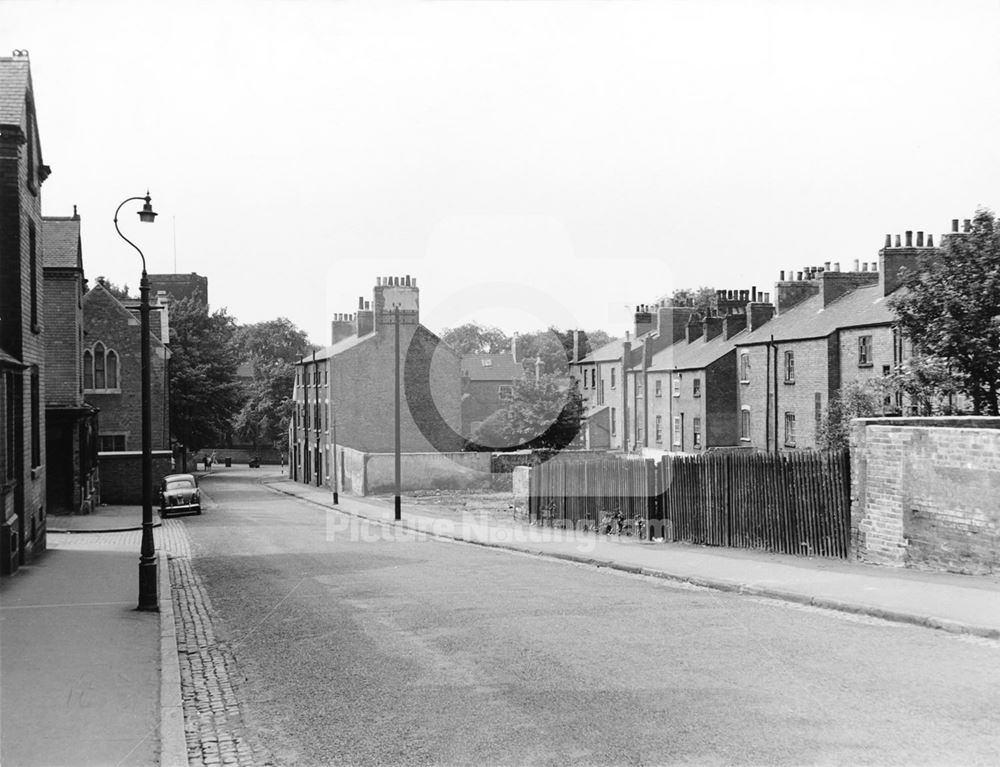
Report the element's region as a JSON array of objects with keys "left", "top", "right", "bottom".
[
  {"left": 905, "top": 231, "right": 913, "bottom": 247},
  {"left": 862, "top": 262, "right": 868, "bottom": 272},
  {"left": 779, "top": 270, "right": 785, "bottom": 281},
  {"left": 797, "top": 272, "right": 803, "bottom": 281},
  {"left": 895, "top": 234, "right": 901, "bottom": 247},
  {"left": 884, "top": 235, "right": 891, "bottom": 248},
  {"left": 833, "top": 262, "right": 840, "bottom": 272},
  {"left": 927, "top": 234, "right": 934, "bottom": 247},
  {"left": 405, "top": 274, "right": 411, "bottom": 286},
  {"left": 412, "top": 278, "right": 417, "bottom": 286},
  {"left": 952, "top": 219, "right": 960, "bottom": 233},
  {"left": 871, "top": 262, "right": 878, "bottom": 272},
  {"left": 751, "top": 286, "right": 757, "bottom": 301},
  {"left": 964, "top": 219, "right": 972, "bottom": 232},
  {"left": 358, "top": 296, "right": 364, "bottom": 309},
  {"left": 376, "top": 277, "right": 381, "bottom": 286},
  {"left": 824, "top": 261, "right": 831, "bottom": 271},
  {"left": 916, "top": 231, "right": 924, "bottom": 247},
  {"left": 853, "top": 259, "right": 860, "bottom": 271}
]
